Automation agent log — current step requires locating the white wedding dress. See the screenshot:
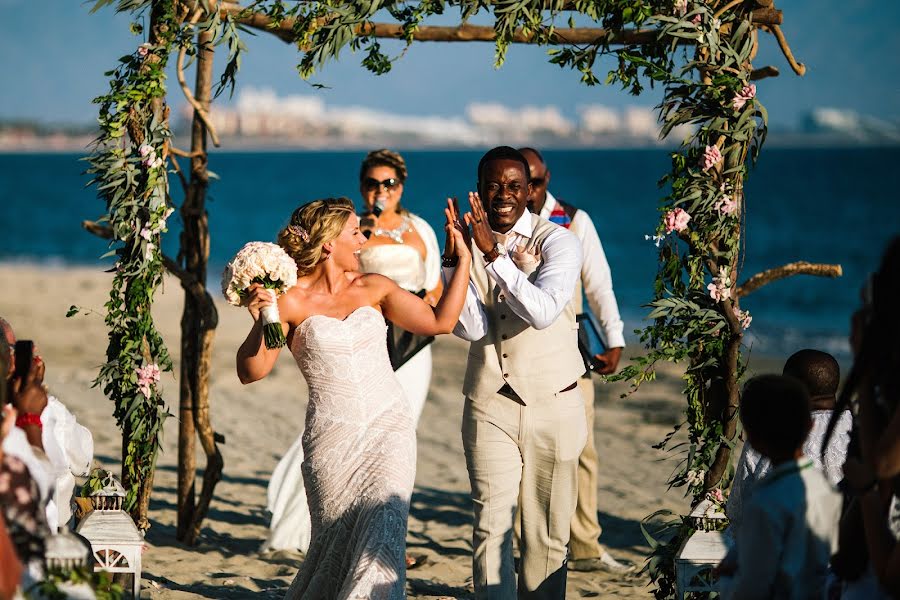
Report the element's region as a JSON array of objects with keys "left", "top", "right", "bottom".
[
  {"left": 262, "top": 214, "right": 437, "bottom": 554},
  {"left": 283, "top": 306, "right": 416, "bottom": 599}
]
